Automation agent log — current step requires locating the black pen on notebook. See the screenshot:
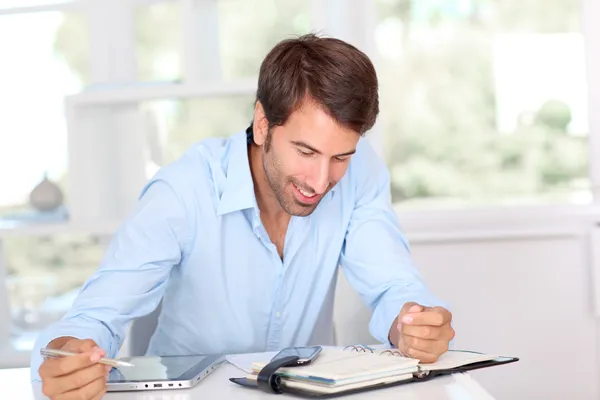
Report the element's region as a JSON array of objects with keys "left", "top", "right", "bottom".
[{"left": 40, "top": 348, "right": 135, "bottom": 368}]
